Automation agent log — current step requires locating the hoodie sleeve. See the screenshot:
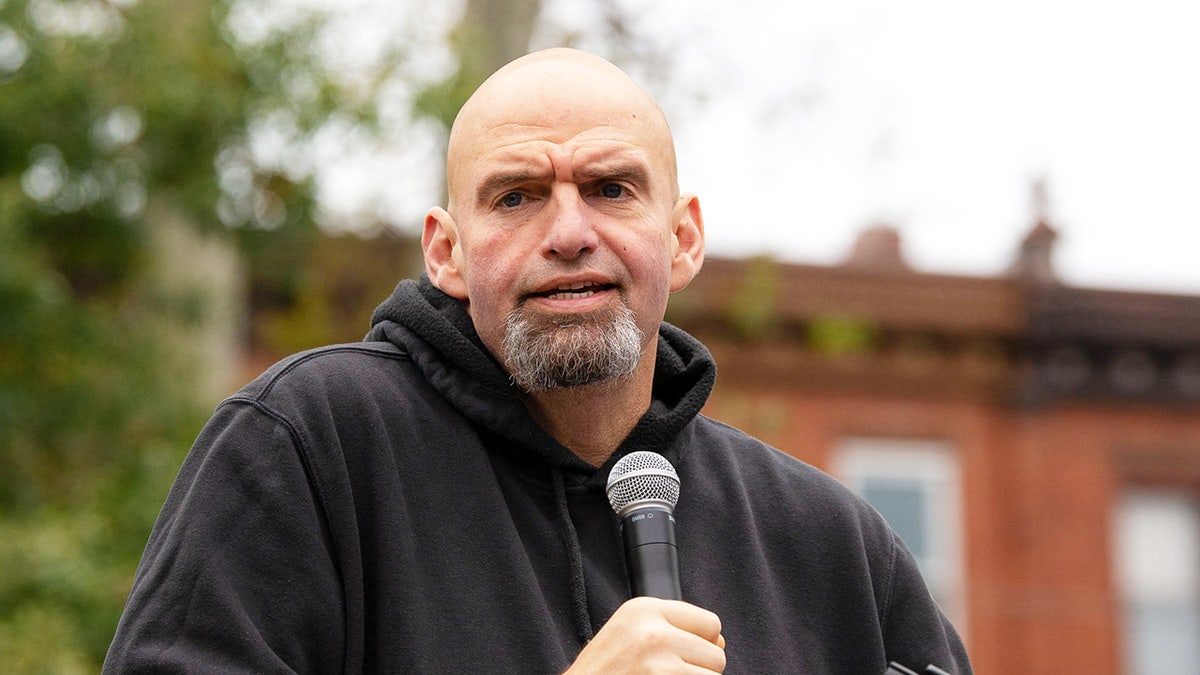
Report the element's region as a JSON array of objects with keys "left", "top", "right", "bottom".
[
  {"left": 103, "top": 401, "right": 347, "bottom": 674},
  {"left": 879, "top": 529, "right": 974, "bottom": 674}
]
